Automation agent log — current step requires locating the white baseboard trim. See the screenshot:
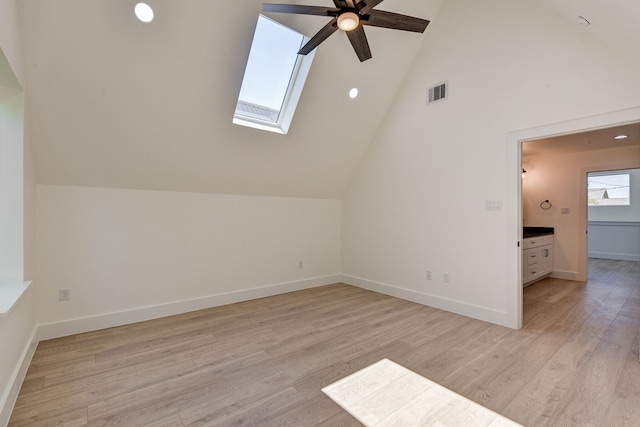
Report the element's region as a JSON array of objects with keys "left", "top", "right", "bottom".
[
  {"left": 550, "top": 269, "right": 582, "bottom": 281},
  {"left": 1, "top": 325, "right": 38, "bottom": 427},
  {"left": 37, "top": 275, "right": 341, "bottom": 341},
  {"left": 589, "top": 252, "right": 640, "bottom": 262},
  {"left": 342, "top": 275, "right": 513, "bottom": 328}
]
